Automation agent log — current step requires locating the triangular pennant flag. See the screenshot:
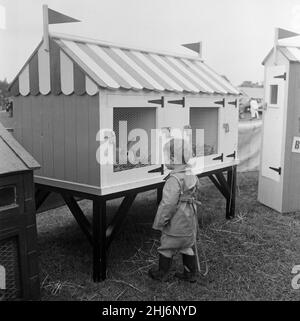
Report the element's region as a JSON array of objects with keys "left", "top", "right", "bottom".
[
  {"left": 48, "top": 8, "right": 80, "bottom": 24},
  {"left": 278, "top": 28, "right": 300, "bottom": 40},
  {"left": 181, "top": 42, "right": 202, "bottom": 54}
]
